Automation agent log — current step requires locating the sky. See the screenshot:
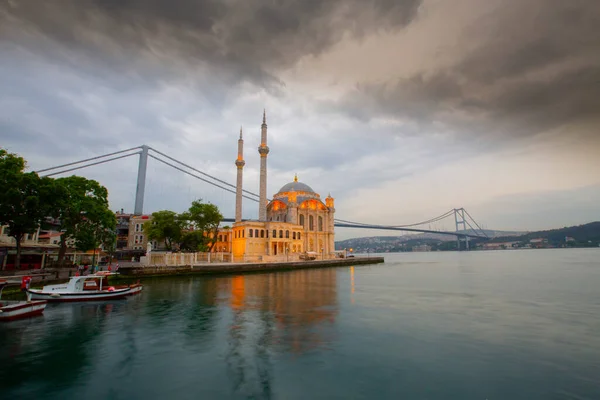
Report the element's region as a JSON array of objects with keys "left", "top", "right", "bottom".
[{"left": 1, "top": 0, "right": 599, "bottom": 240}]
